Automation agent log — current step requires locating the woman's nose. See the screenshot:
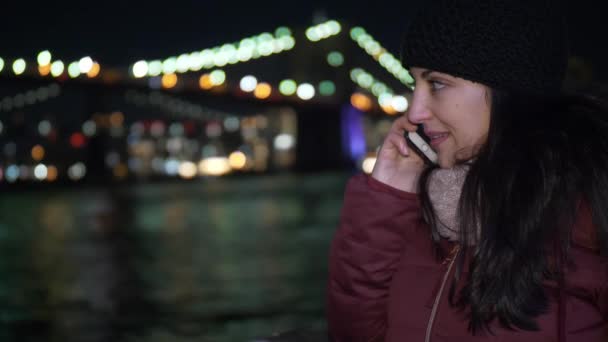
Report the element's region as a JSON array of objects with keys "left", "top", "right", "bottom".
[{"left": 407, "top": 96, "right": 432, "bottom": 124}]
